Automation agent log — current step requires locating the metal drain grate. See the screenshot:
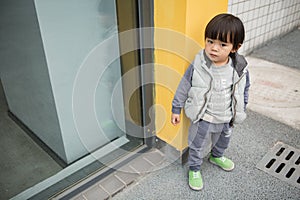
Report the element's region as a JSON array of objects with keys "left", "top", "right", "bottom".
[{"left": 256, "top": 142, "right": 300, "bottom": 189}]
